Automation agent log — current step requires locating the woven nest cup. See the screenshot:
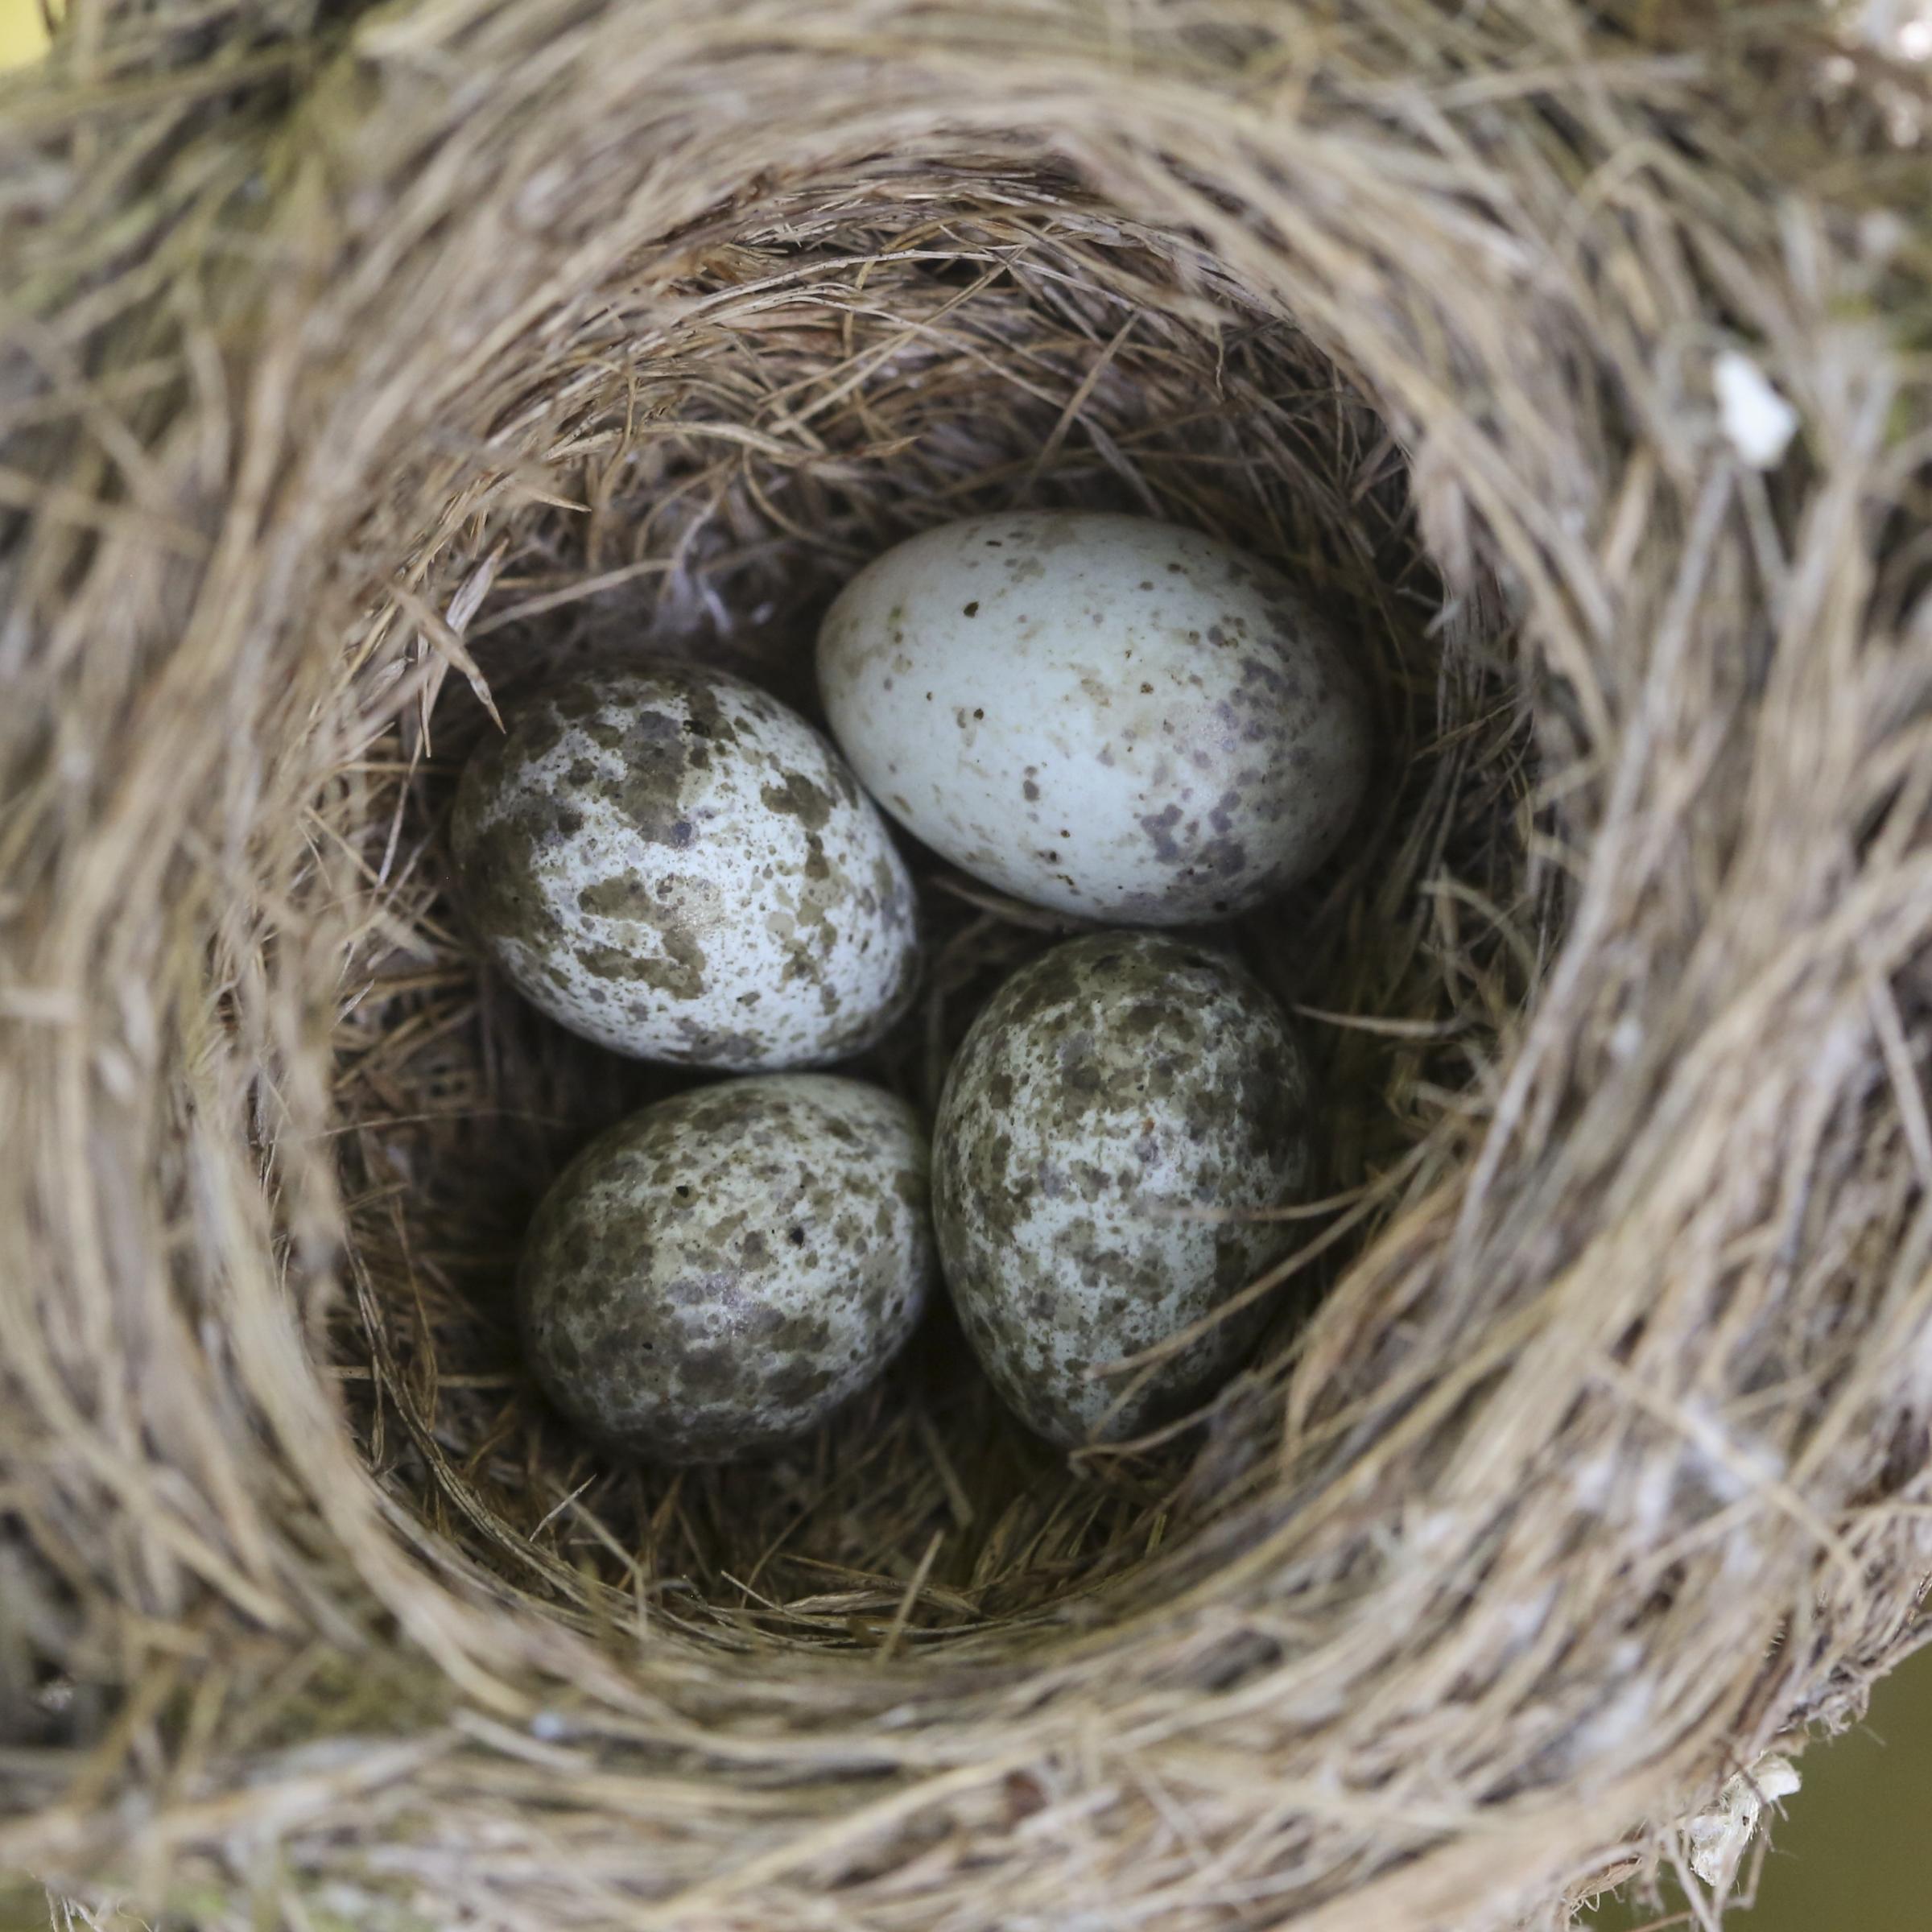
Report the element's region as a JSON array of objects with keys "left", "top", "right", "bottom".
[{"left": 5, "top": 6, "right": 1932, "bottom": 1930}]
